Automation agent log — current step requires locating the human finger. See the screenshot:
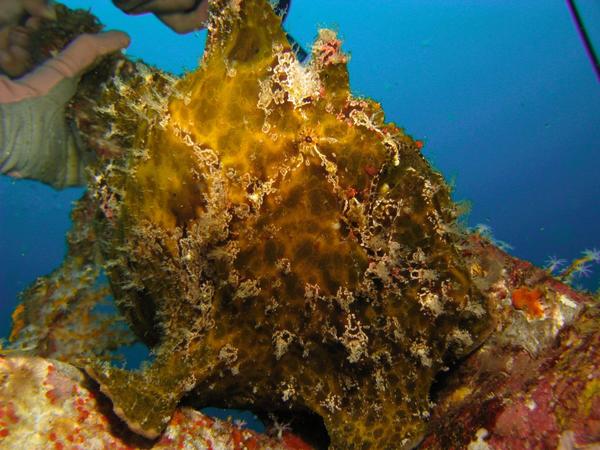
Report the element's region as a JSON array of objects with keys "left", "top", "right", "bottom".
[
  {"left": 111, "top": 0, "right": 147, "bottom": 14},
  {"left": 0, "top": 44, "right": 30, "bottom": 77},
  {"left": 0, "top": 25, "right": 37, "bottom": 77},
  {"left": 0, "top": 24, "right": 30, "bottom": 76},
  {"left": 0, "top": 26, "right": 7, "bottom": 49},
  {"left": 156, "top": 1, "right": 209, "bottom": 34},
  {"left": 22, "top": 0, "right": 56, "bottom": 20},
  {"left": 122, "top": 0, "right": 199, "bottom": 14},
  {"left": 25, "top": 17, "right": 43, "bottom": 30},
  {"left": 0, "top": 0, "right": 55, "bottom": 32},
  {"left": 0, "top": 0, "right": 24, "bottom": 25},
  {"left": 8, "top": 26, "right": 30, "bottom": 48},
  {"left": 19, "top": 31, "right": 130, "bottom": 98}
]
